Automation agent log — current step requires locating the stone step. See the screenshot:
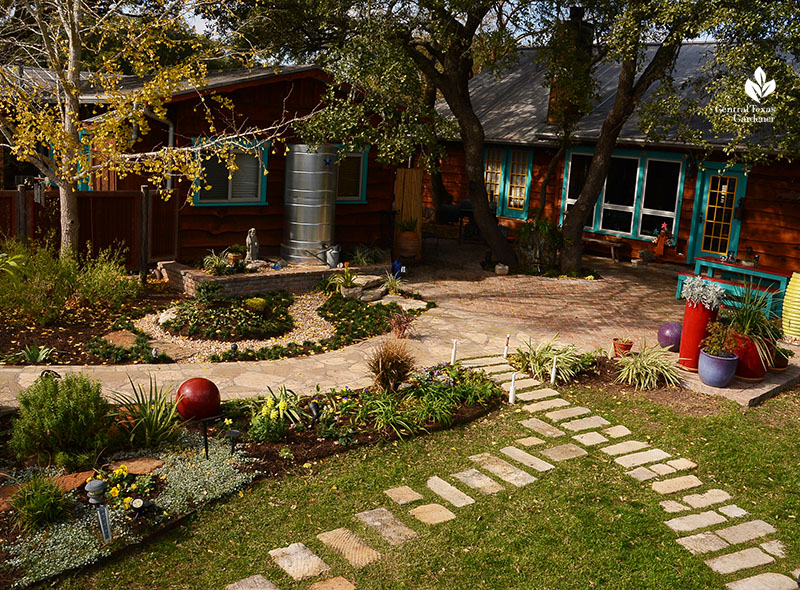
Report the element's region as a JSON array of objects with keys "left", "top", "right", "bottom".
[
  {"left": 524, "top": 398, "right": 569, "bottom": 413},
  {"left": 225, "top": 575, "right": 279, "bottom": 590},
  {"left": 714, "top": 520, "right": 777, "bottom": 545},
  {"left": 719, "top": 505, "right": 749, "bottom": 519},
  {"left": 451, "top": 469, "right": 505, "bottom": 494},
  {"left": 500, "top": 446, "right": 555, "bottom": 472},
  {"left": 602, "top": 425, "right": 632, "bottom": 438},
  {"left": 726, "top": 573, "right": 798, "bottom": 590},
  {"left": 540, "top": 443, "right": 588, "bottom": 462},
  {"left": 517, "top": 388, "right": 559, "bottom": 401},
  {"left": 650, "top": 463, "right": 677, "bottom": 476},
  {"left": 664, "top": 510, "right": 727, "bottom": 533},
  {"left": 515, "top": 436, "right": 545, "bottom": 446},
  {"left": 760, "top": 540, "right": 786, "bottom": 558},
  {"left": 410, "top": 503, "right": 456, "bottom": 525},
  {"left": 572, "top": 432, "right": 608, "bottom": 447},
  {"left": 660, "top": 500, "right": 690, "bottom": 513},
  {"left": 601, "top": 440, "right": 650, "bottom": 456},
  {"left": 520, "top": 417, "right": 565, "bottom": 438},
  {"left": 705, "top": 547, "right": 774, "bottom": 575},
  {"left": 562, "top": 415, "right": 611, "bottom": 432},
  {"left": 615, "top": 449, "right": 672, "bottom": 469},
  {"left": 426, "top": 476, "right": 475, "bottom": 508},
  {"left": 384, "top": 486, "right": 423, "bottom": 505},
  {"left": 484, "top": 365, "right": 516, "bottom": 375},
  {"left": 355, "top": 508, "right": 418, "bottom": 546},
  {"left": 488, "top": 371, "right": 516, "bottom": 382},
  {"left": 461, "top": 356, "right": 507, "bottom": 367},
  {"left": 676, "top": 531, "right": 730, "bottom": 555},
  {"left": 667, "top": 458, "right": 697, "bottom": 471},
  {"left": 268, "top": 542, "right": 331, "bottom": 581},
  {"left": 683, "top": 489, "right": 731, "bottom": 509},
  {"left": 317, "top": 527, "right": 382, "bottom": 568},
  {"left": 652, "top": 475, "right": 703, "bottom": 495},
  {"left": 545, "top": 406, "right": 591, "bottom": 421},
  {"left": 469, "top": 452, "right": 537, "bottom": 487},
  {"left": 309, "top": 577, "right": 356, "bottom": 590},
  {"left": 626, "top": 467, "right": 659, "bottom": 481},
  {"left": 503, "top": 378, "right": 541, "bottom": 392}
]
